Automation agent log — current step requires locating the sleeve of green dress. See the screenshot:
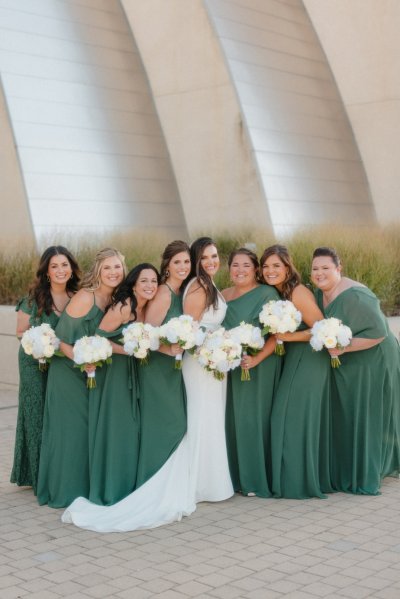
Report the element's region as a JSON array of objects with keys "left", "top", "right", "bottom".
[
  {"left": 339, "top": 288, "right": 388, "bottom": 339},
  {"left": 15, "top": 296, "right": 33, "bottom": 315},
  {"left": 96, "top": 326, "right": 125, "bottom": 344},
  {"left": 55, "top": 312, "right": 80, "bottom": 344}
]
